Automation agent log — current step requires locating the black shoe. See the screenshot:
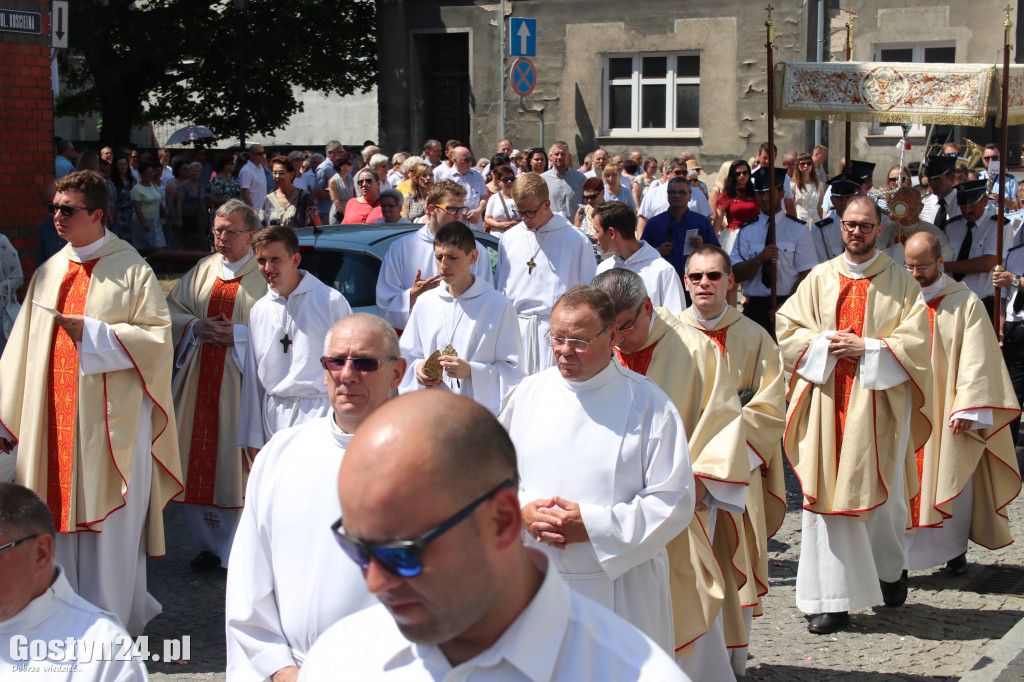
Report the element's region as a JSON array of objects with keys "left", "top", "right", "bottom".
[
  {"left": 945, "top": 552, "right": 968, "bottom": 576},
  {"left": 808, "top": 611, "right": 849, "bottom": 634},
  {"left": 190, "top": 551, "right": 221, "bottom": 572},
  {"left": 881, "top": 570, "right": 908, "bottom": 607}
]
